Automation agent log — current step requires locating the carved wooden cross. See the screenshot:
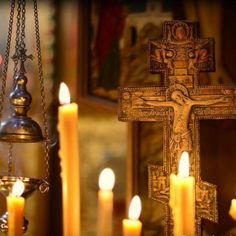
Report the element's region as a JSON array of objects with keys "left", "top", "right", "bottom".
[{"left": 118, "top": 21, "right": 236, "bottom": 235}]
